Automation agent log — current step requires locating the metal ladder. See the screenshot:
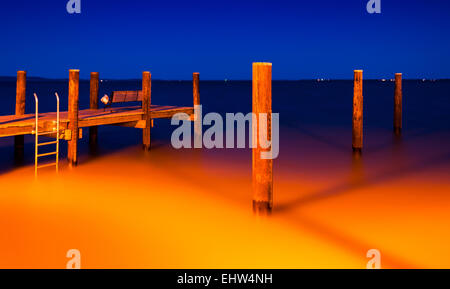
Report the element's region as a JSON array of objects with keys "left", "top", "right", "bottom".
[{"left": 33, "top": 93, "right": 60, "bottom": 177}]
